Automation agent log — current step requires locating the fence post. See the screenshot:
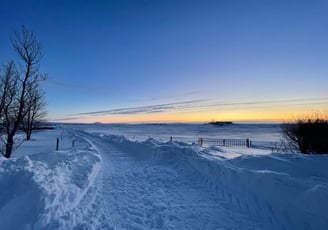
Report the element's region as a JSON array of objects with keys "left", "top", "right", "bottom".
[
  {"left": 199, "top": 138, "right": 203, "bottom": 146},
  {"left": 223, "top": 139, "right": 225, "bottom": 146},
  {"left": 72, "top": 140, "right": 75, "bottom": 147},
  {"left": 246, "top": 138, "right": 250, "bottom": 148},
  {"left": 56, "top": 138, "right": 59, "bottom": 151},
  {"left": 170, "top": 136, "right": 172, "bottom": 142}
]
